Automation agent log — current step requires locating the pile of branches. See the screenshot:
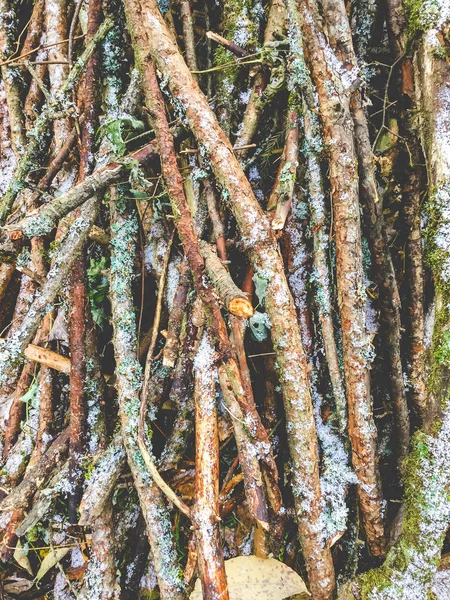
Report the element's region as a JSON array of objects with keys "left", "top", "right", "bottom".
[{"left": 0, "top": 0, "right": 450, "bottom": 598}]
